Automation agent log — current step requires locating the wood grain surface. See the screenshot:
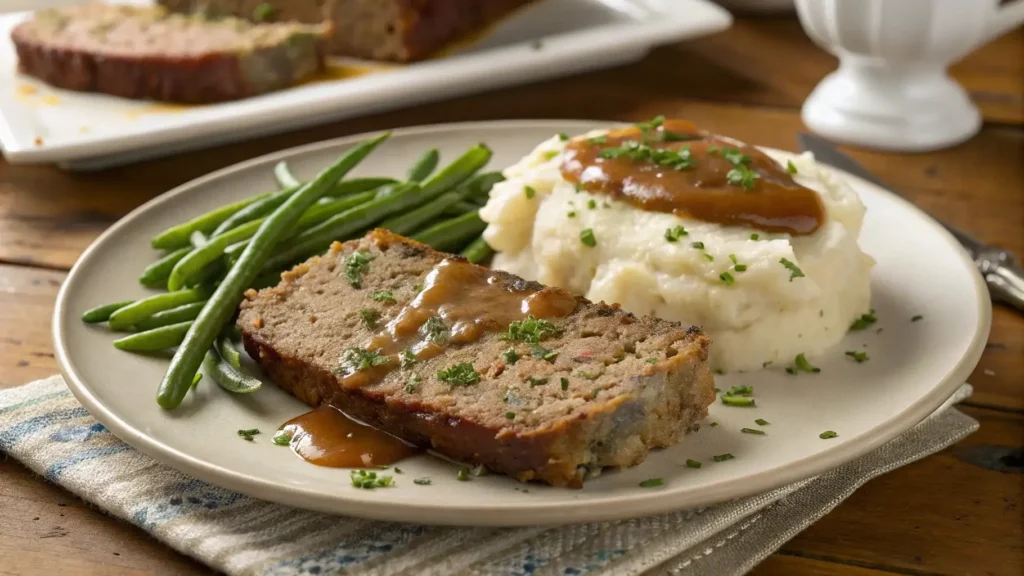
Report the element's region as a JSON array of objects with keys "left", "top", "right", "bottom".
[{"left": 0, "top": 14, "right": 1021, "bottom": 576}]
